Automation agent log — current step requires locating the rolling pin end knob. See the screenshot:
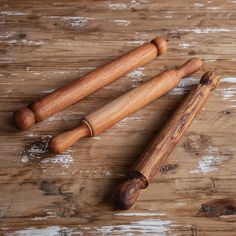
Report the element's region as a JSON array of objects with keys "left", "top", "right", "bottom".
[
  {"left": 151, "top": 37, "right": 168, "bottom": 55},
  {"left": 200, "top": 70, "right": 220, "bottom": 90},
  {"left": 13, "top": 107, "right": 36, "bottom": 130},
  {"left": 112, "top": 174, "right": 147, "bottom": 210}
]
